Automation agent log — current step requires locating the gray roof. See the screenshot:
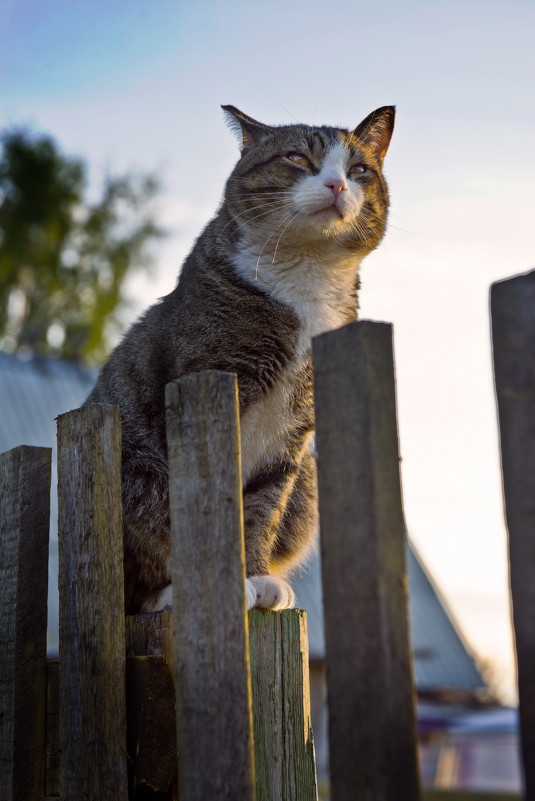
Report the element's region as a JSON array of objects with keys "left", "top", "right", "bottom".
[
  {"left": 0, "top": 351, "right": 486, "bottom": 694},
  {"left": 0, "top": 352, "right": 97, "bottom": 653},
  {"left": 407, "top": 542, "right": 485, "bottom": 692},
  {"left": 293, "top": 544, "right": 485, "bottom": 694},
  {"left": 0, "top": 352, "right": 97, "bottom": 449}
]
